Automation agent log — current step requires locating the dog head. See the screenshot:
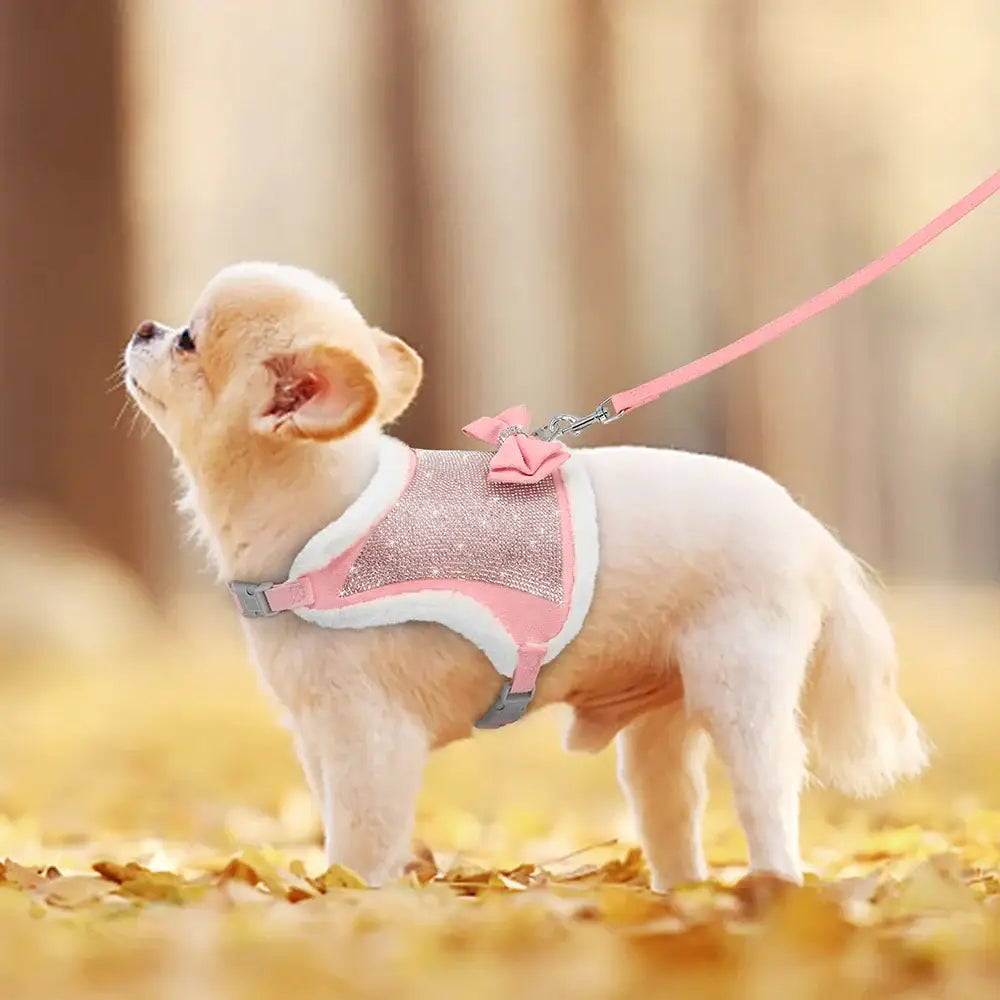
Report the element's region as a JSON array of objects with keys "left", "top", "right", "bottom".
[{"left": 123, "top": 262, "right": 422, "bottom": 466}]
